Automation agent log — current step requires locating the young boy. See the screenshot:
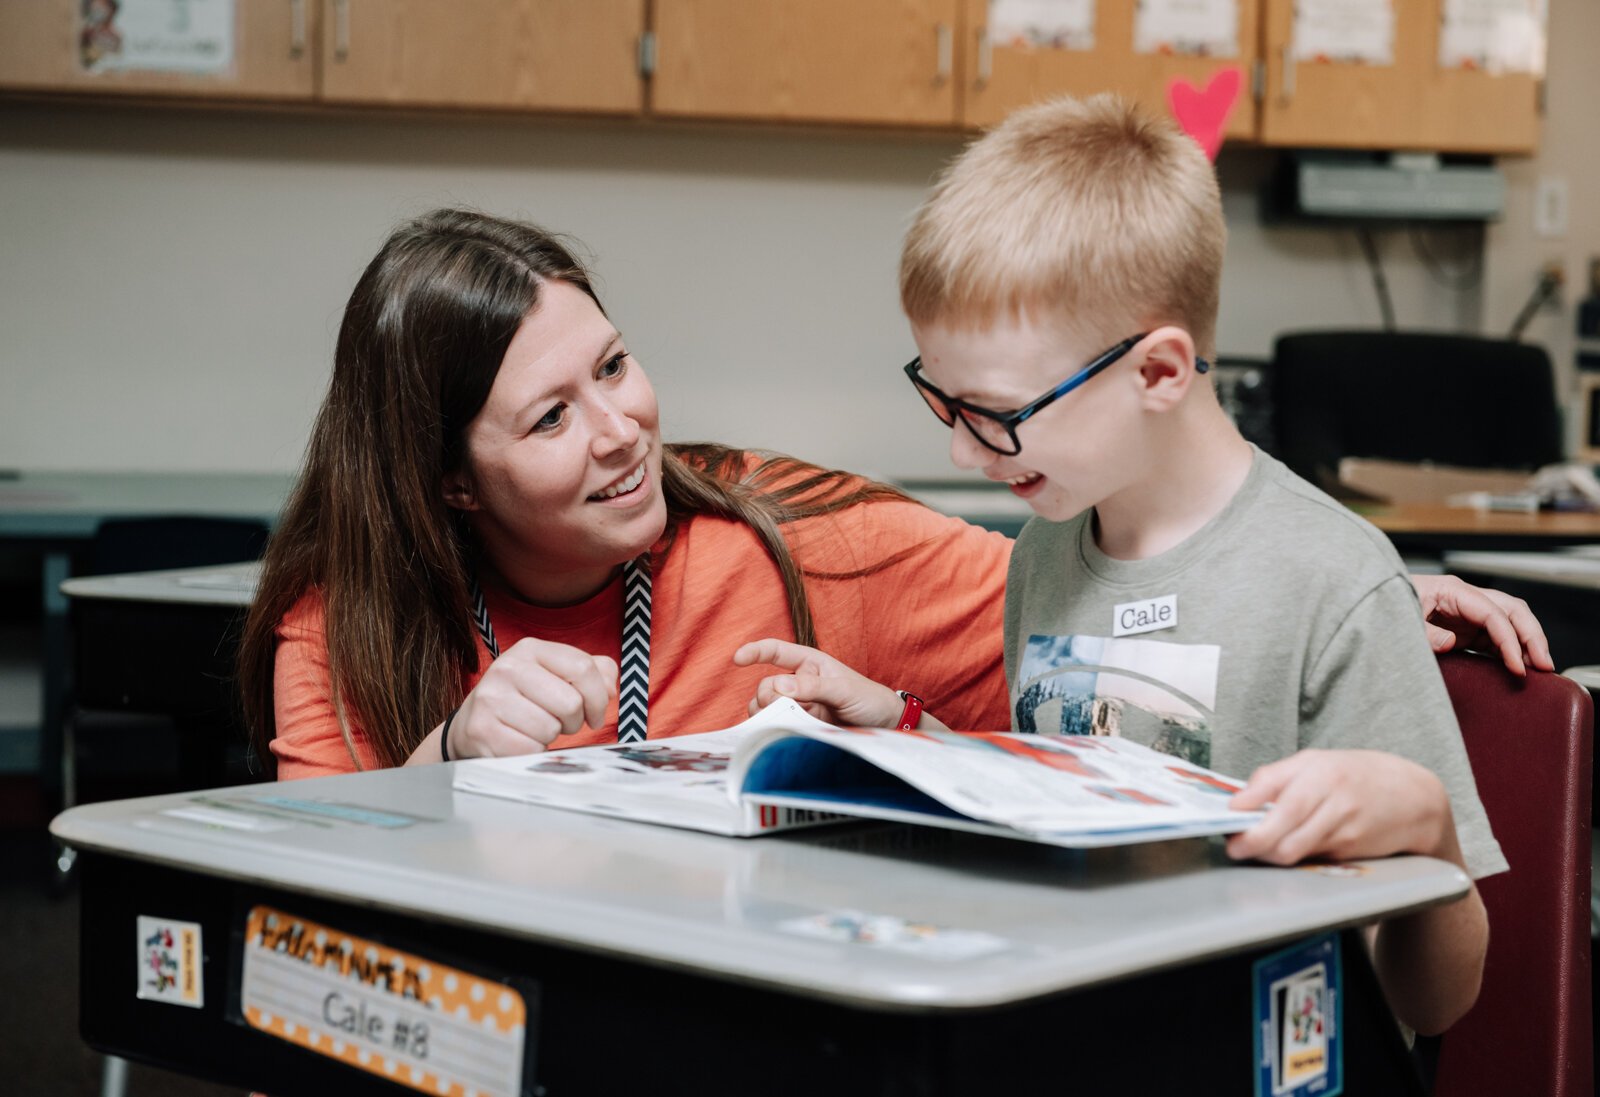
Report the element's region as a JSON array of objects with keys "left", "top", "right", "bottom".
[{"left": 736, "top": 94, "right": 1504, "bottom": 1037}]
